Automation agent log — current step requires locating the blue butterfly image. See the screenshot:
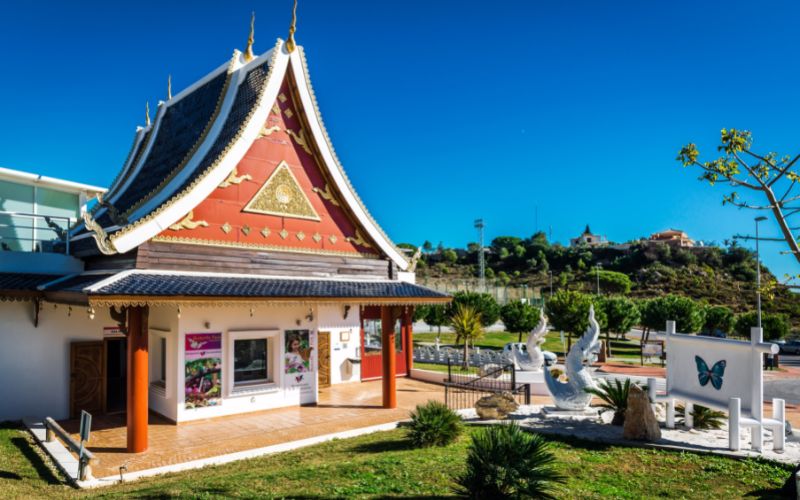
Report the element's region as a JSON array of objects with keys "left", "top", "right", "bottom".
[{"left": 694, "top": 356, "right": 726, "bottom": 390}]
